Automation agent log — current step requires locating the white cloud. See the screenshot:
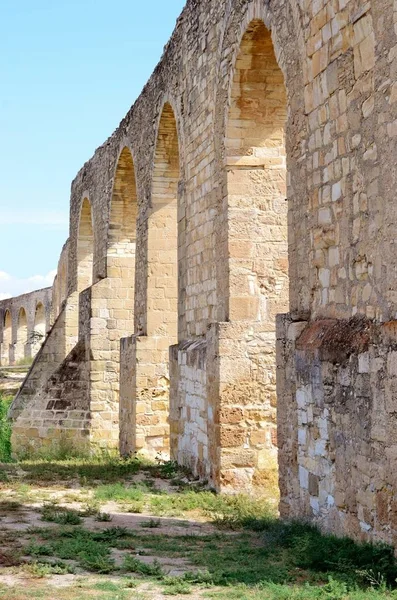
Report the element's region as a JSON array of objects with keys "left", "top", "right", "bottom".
[{"left": 0, "top": 270, "right": 56, "bottom": 300}]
